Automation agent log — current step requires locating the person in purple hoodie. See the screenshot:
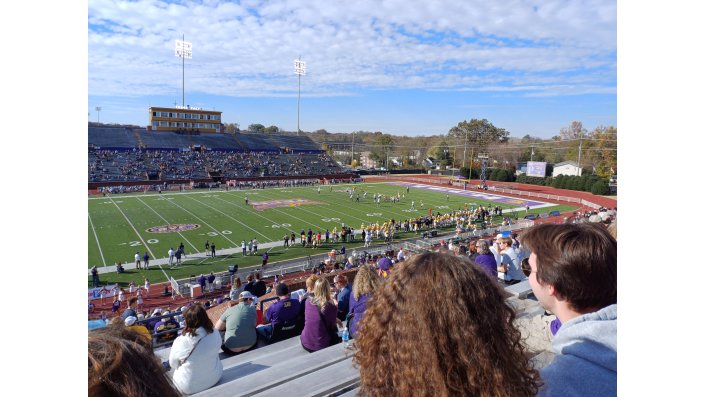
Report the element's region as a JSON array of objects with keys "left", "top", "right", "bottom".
[
  {"left": 472, "top": 239, "right": 498, "bottom": 279},
  {"left": 301, "top": 278, "right": 339, "bottom": 352},
  {"left": 347, "top": 265, "right": 382, "bottom": 338}
]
